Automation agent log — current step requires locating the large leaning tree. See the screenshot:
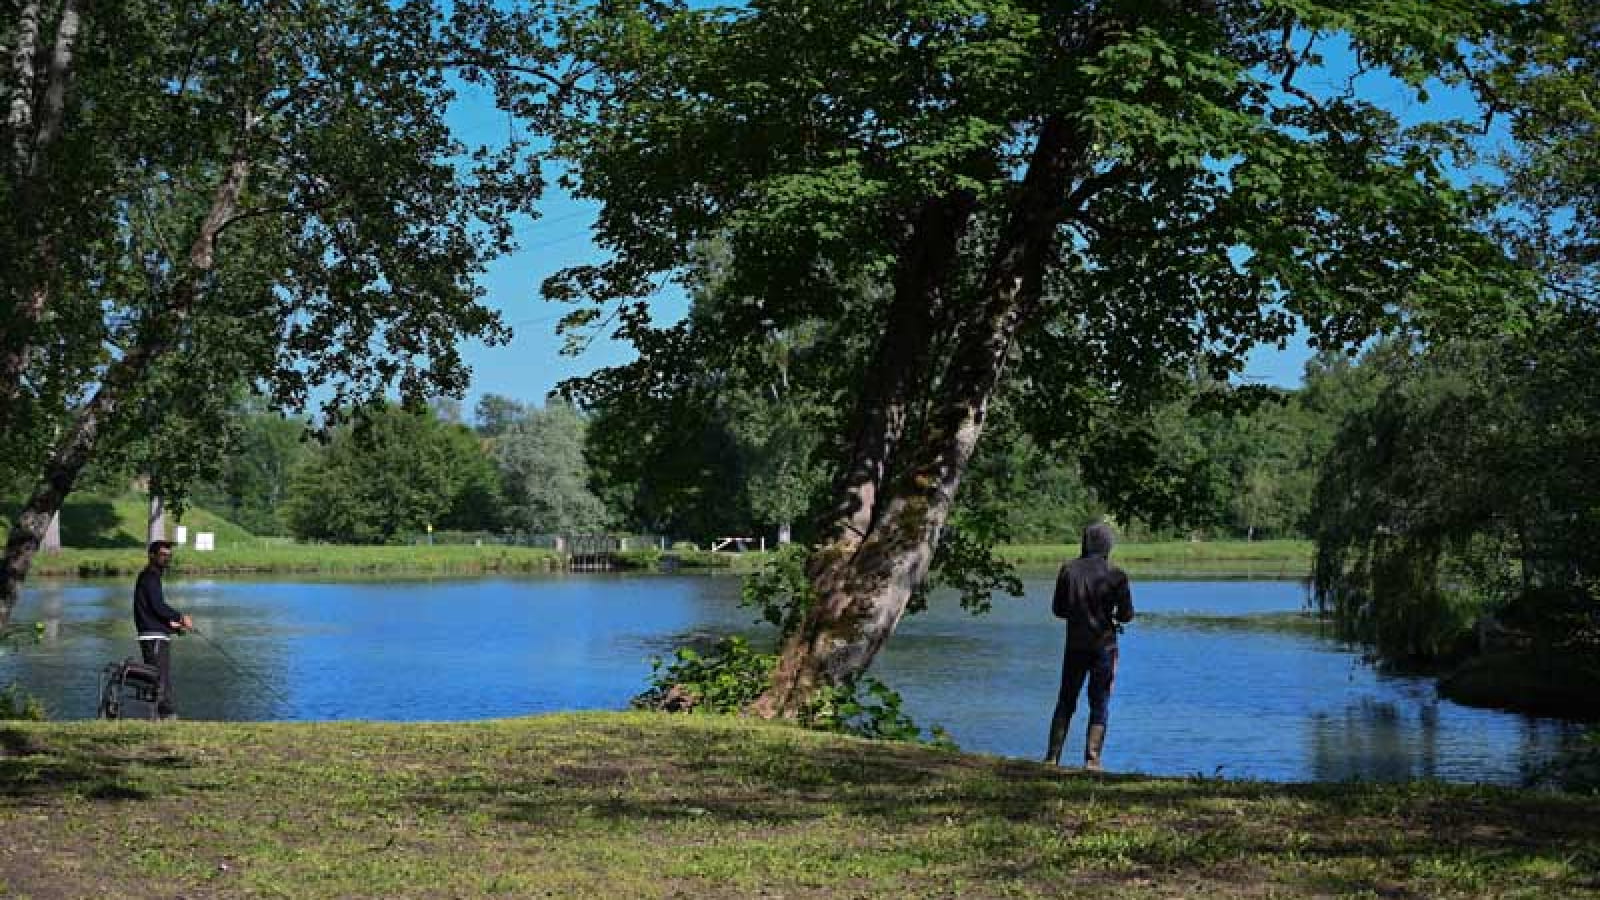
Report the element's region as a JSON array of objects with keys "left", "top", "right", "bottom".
[
  {"left": 0, "top": 0, "right": 557, "bottom": 625},
  {"left": 497, "top": 0, "right": 1535, "bottom": 715}
]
